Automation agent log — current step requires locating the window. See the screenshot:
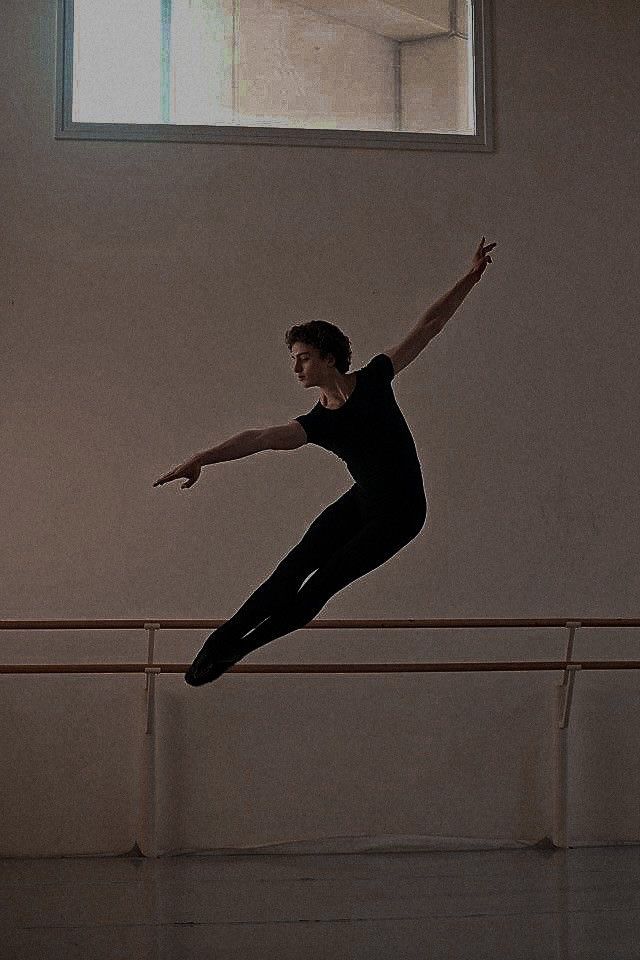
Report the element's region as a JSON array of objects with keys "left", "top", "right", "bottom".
[{"left": 56, "top": 0, "right": 493, "bottom": 150}]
